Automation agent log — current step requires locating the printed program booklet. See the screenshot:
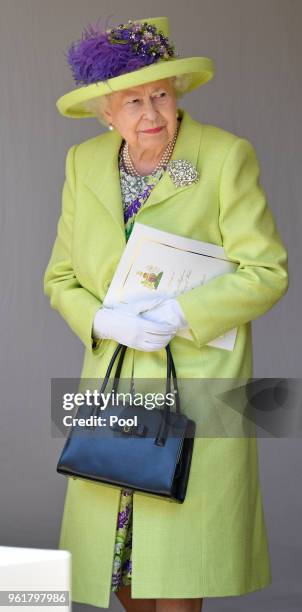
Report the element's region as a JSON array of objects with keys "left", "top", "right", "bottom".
[{"left": 103, "top": 223, "right": 238, "bottom": 351}]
